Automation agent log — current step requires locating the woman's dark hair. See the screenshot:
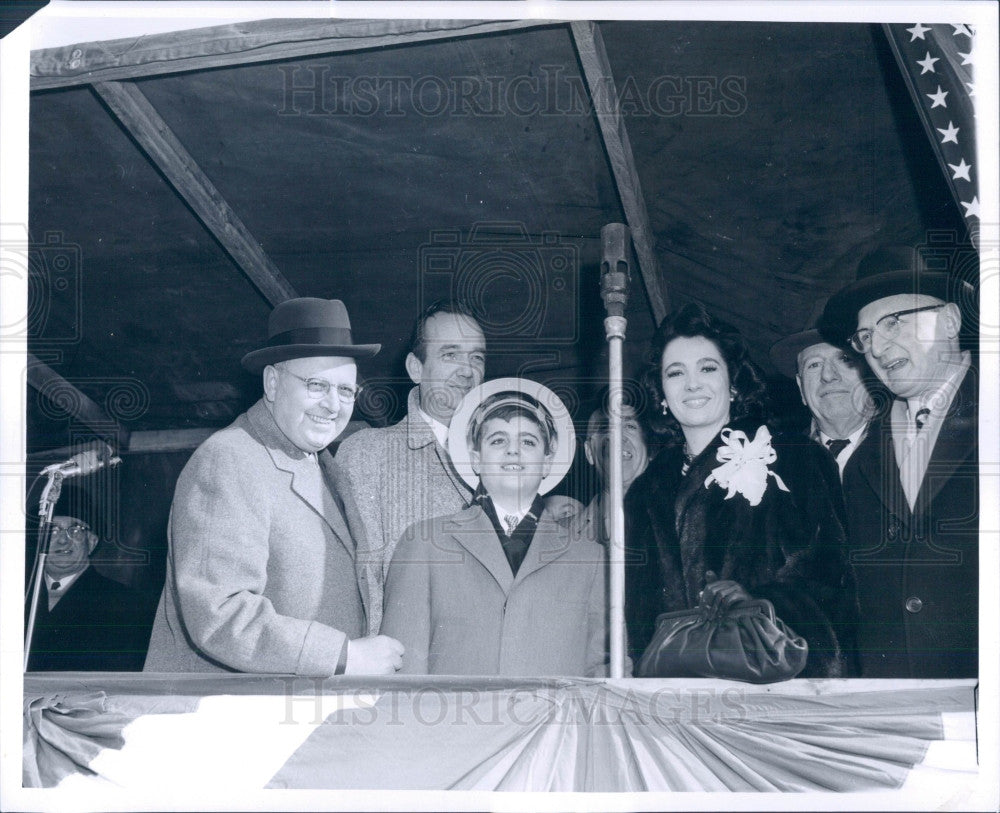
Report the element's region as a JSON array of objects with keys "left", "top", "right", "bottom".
[{"left": 642, "top": 301, "right": 768, "bottom": 445}]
